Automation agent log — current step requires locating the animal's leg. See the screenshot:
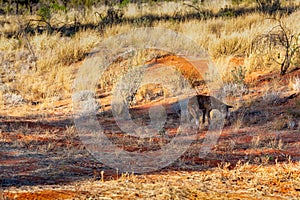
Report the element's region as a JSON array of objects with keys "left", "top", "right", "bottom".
[
  {"left": 225, "top": 110, "right": 229, "bottom": 119},
  {"left": 188, "top": 105, "right": 200, "bottom": 127},
  {"left": 207, "top": 110, "right": 211, "bottom": 125},
  {"left": 224, "top": 106, "right": 230, "bottom": 120},
  {"left": 202, "top": 109, "right": 206, "bottom": 124}
]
